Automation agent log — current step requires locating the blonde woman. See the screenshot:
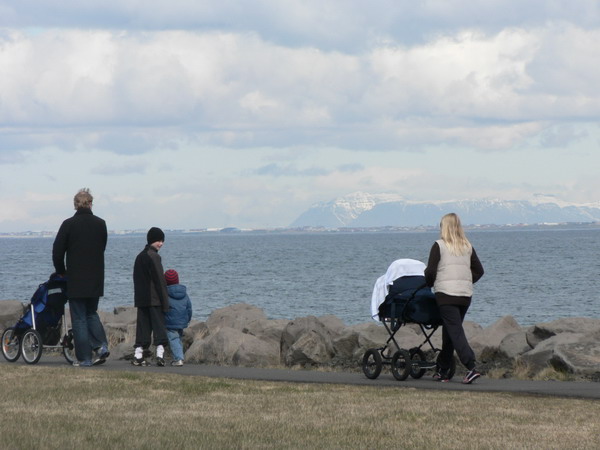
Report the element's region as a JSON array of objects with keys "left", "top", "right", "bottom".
[{"left": 424, "top": 213, "right": 484, "bottom": 384}]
